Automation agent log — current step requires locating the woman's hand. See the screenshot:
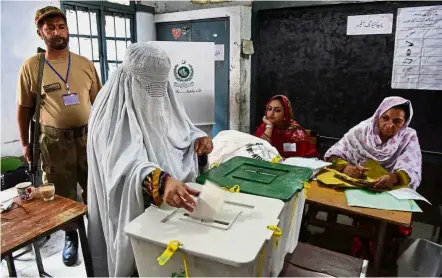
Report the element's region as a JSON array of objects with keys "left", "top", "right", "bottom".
[
  {"left": 374, "top": 173, "right": 397, "bottom": 189},
  {"left": 194, "top": 136, "right": 213, "bottom": 156},
  {"left": 262, "top": 116, "right": 273, "bottom": 127},
  {"left": 163, "top": 177, "right": 199, "bottom": 212},
  {"left": 343, "top": 165, "right": 368, "bottom": 178}
]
